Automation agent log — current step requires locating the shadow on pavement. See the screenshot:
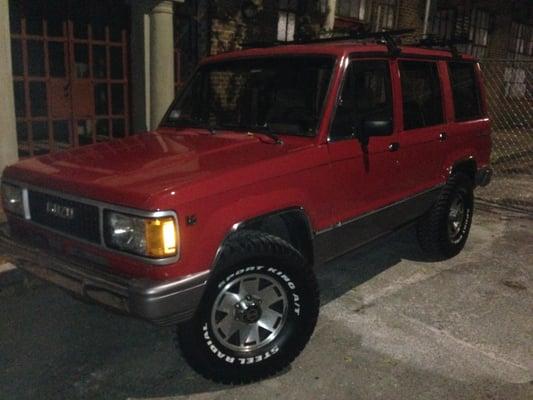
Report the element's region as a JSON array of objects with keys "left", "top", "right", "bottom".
[{"left": 317, "top": 225, "right": 434, "bottom": 306}]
